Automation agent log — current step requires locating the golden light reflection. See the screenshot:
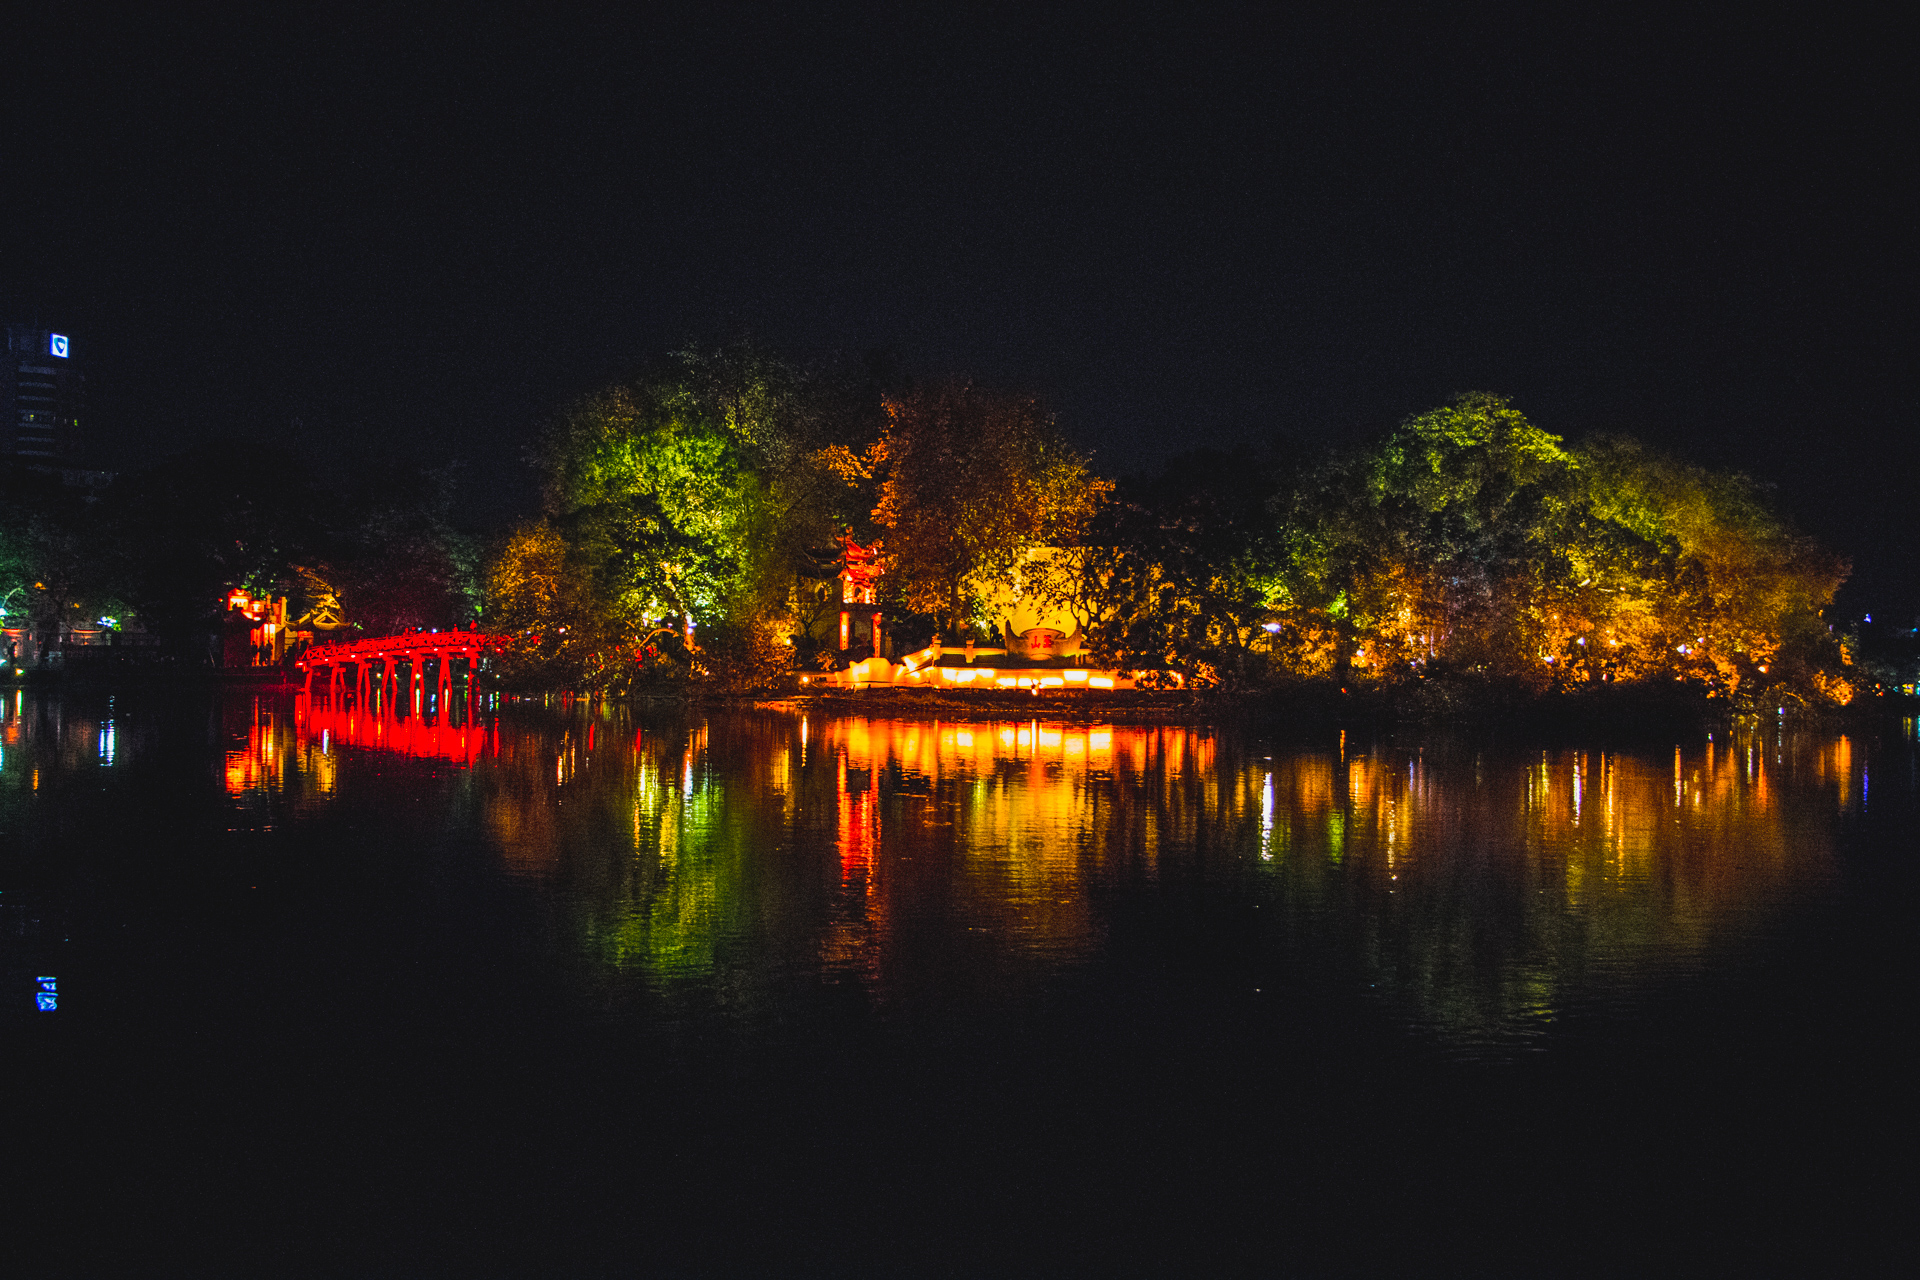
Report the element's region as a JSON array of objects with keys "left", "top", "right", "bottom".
[
  {"left": 1253, "top": 730, "right": 1845, "bottom": 1050},
  {"left": 223, "top": 694, "right": 300, "bottom": 813},
  {"left": 172, "top": 694, "right": 1872, "bottom": 1059}
]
